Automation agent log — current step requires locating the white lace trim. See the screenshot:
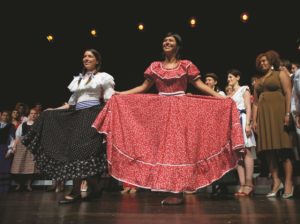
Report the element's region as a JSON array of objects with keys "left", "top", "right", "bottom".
[
  {"left": 68, "top": 72, "right": 114, "bottom": 92},
  {"left": 158, "top": 91, "right": 185, "bottom": 96}
]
